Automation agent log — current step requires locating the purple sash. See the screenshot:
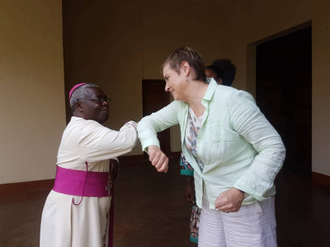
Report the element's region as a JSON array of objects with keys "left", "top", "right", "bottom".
[
  {"left": 52, "top": 163, "right": 115, "bottom": 247},
  {"left": 53, "top": 165, "right": 109, "bottom": 197}
]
